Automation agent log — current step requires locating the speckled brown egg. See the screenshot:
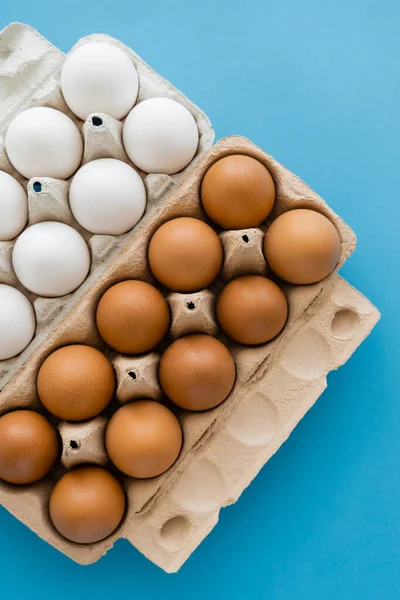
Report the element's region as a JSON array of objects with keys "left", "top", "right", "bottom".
[
  {"left": 37, "top": 345, "right": 115, "bottom": 421},
  {"left": 49, "top": 466, "right": 125, "bottom": 544},
  {"left": 96, "top": 280, "right": 170, "bottom": 354},
  {"left": 263, "top": 209, "right": 341, "bottom": 284},
  {"left": 159, "top": 334, "right": 236, "bottom": 411},
  {"left": 148, "top": 217, "right": 223, "bottom": 292},
  {"left": 201, "top": 154, "right": 275, "bottom": 229},
  {"left": 106, "top": 401, "right": 182, "bottom": 478},
  {"left": 0, "top": 410, "right": 59, "bottom": 484},
  {"left": 216, "top": 275, "right": 288, "bottom": 345}
]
